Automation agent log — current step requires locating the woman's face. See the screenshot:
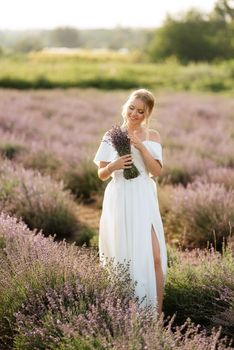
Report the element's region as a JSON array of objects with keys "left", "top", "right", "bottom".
[{"left": 126, "top": 98, "right": 146, "bottom": 125}]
